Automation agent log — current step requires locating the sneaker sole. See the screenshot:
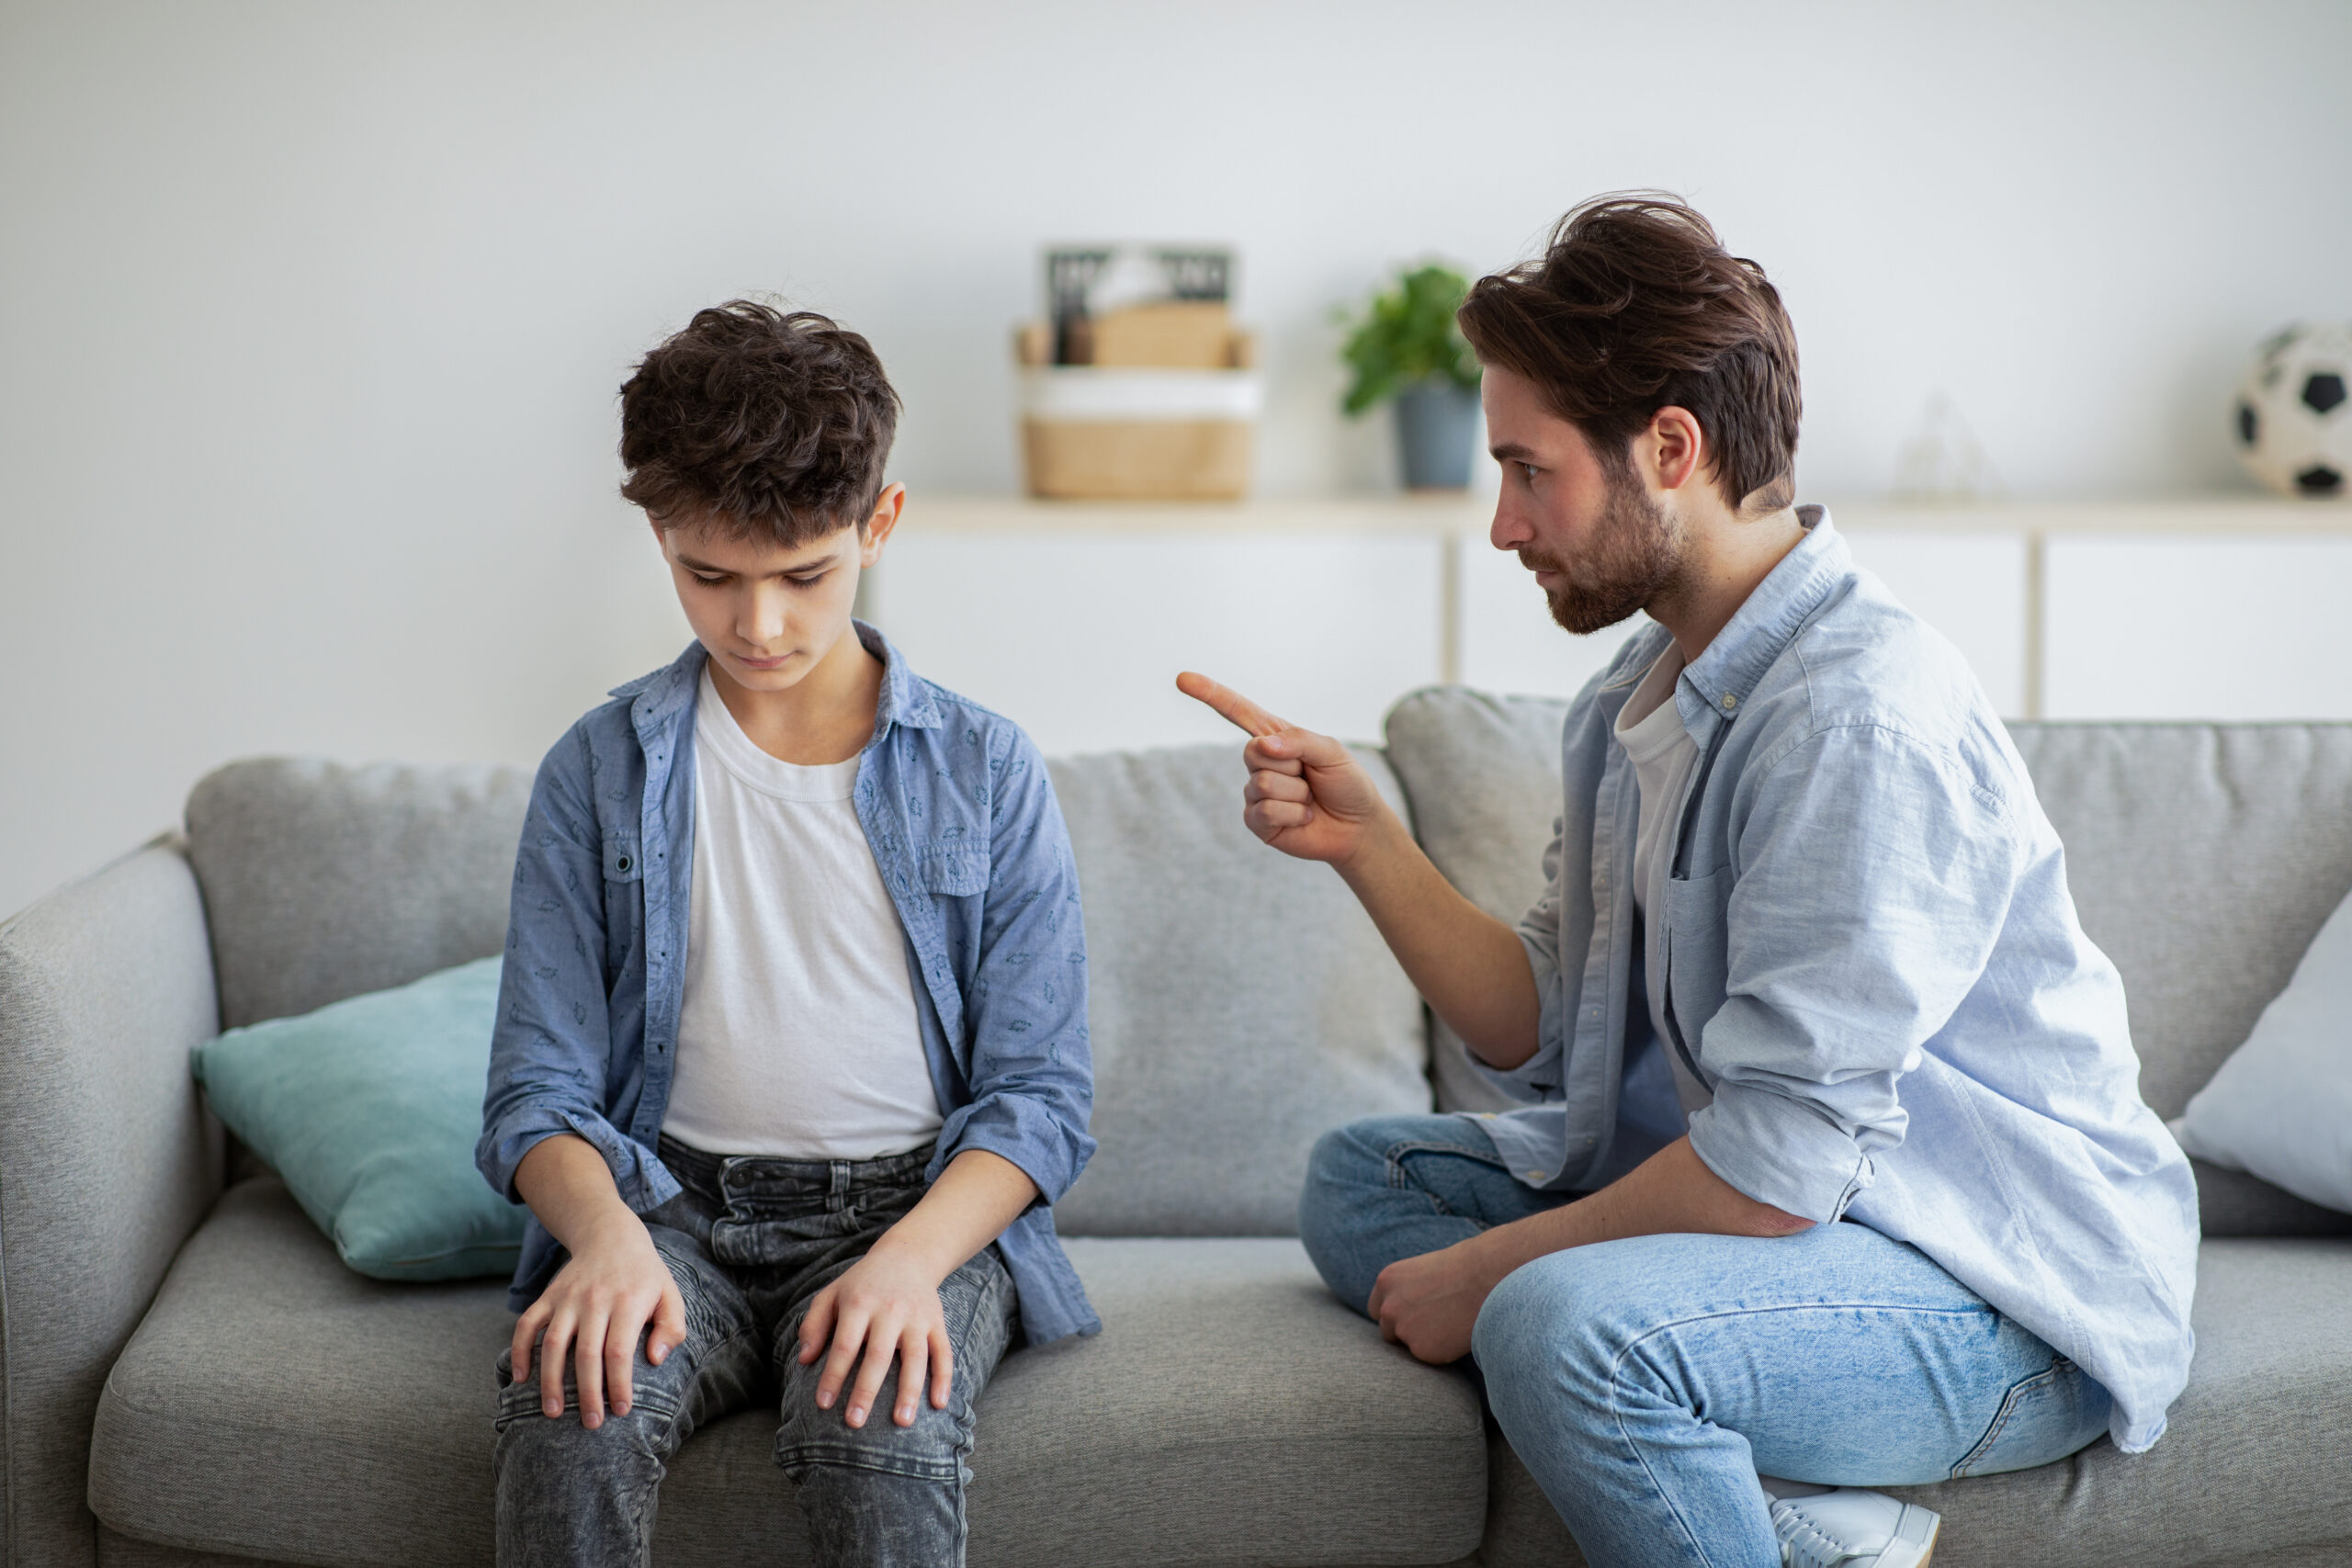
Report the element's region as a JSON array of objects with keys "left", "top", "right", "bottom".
[{"left": 1880, "top": 1505, "right": 1940, "bottom": 1568}]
